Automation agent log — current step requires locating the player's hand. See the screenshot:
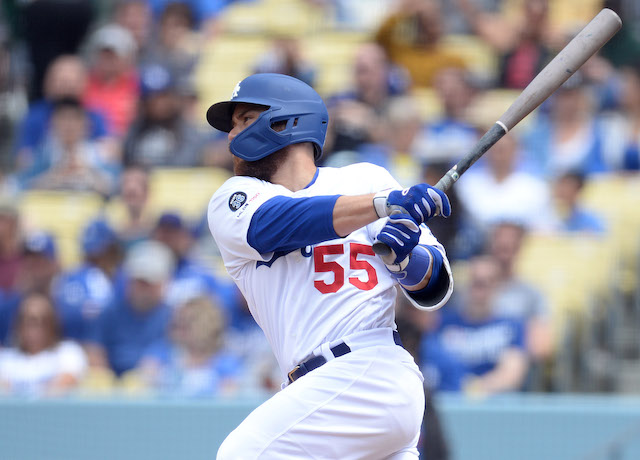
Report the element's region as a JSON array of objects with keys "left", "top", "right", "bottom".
[
  {"left": 375, "top": 214, "right": 420, "bottom": 266},
  {"left": 373, "top": 184, "right": 451, "bottom": 224}
]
